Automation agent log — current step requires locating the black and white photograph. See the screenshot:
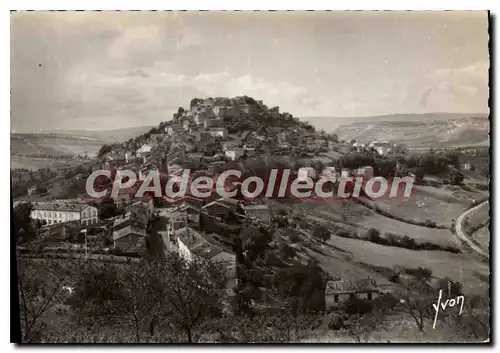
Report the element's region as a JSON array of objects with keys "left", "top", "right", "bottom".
[{"left": 10, "top": 10, "right": 491, "bottom": 343}]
